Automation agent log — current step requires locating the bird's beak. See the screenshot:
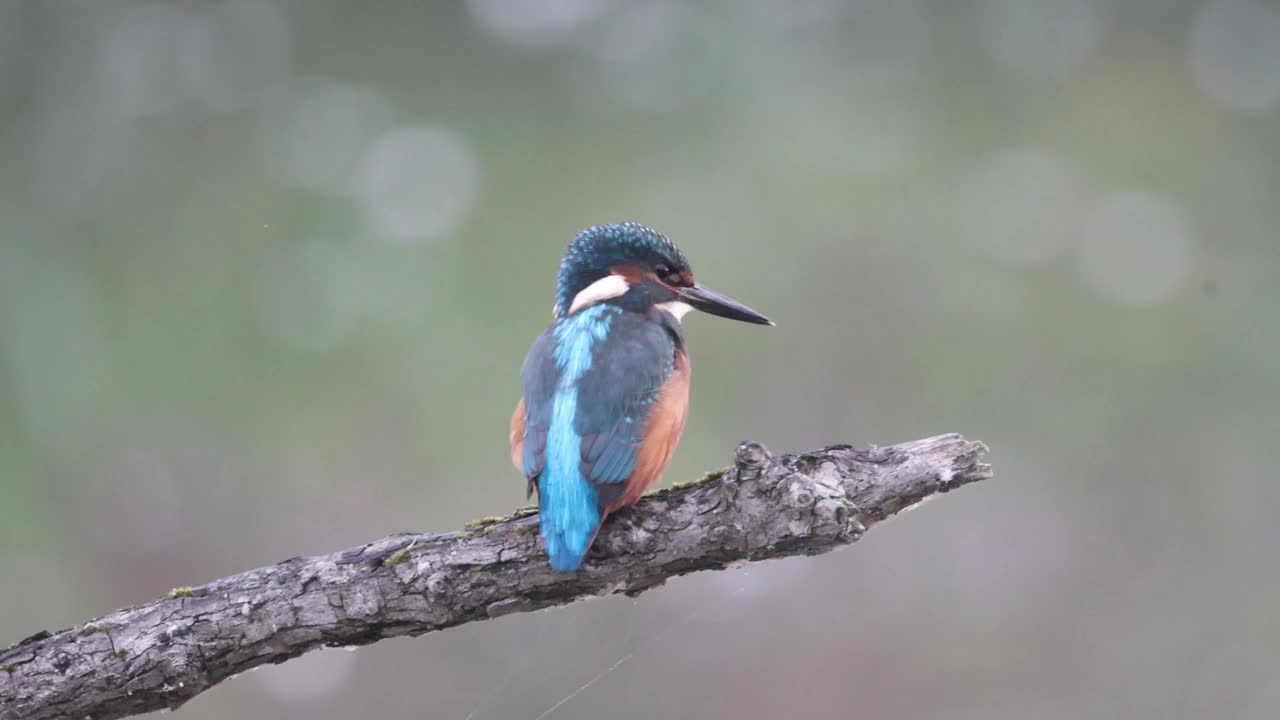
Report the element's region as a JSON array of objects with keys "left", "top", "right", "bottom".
[{"left": 678, "top": 284, "right": 773, "bottom": 325}]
